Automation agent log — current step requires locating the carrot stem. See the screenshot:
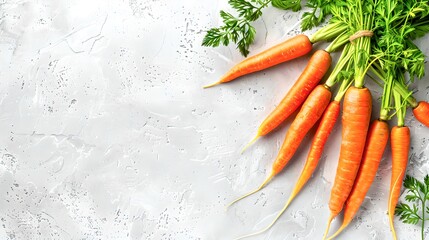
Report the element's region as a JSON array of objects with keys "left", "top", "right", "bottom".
[
  {"left": 325, "top": 44, "right": 353, "bottom": 87},
  {"left": 310, "top": 22, "right": 348, "bottom": 43},
  {"left": 325, "top": 33, "right": 350, "bottom": 53},
  {"left": 369, "top": 65, "right": 418, "bottom": 108}
]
